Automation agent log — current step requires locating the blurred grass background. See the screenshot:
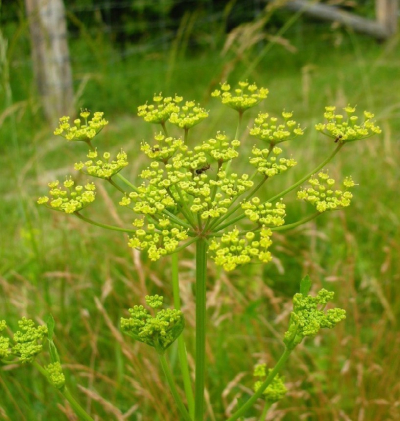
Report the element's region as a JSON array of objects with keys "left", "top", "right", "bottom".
[{"left": 1, "top": 1, "right": 400, "bottom": 420}]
